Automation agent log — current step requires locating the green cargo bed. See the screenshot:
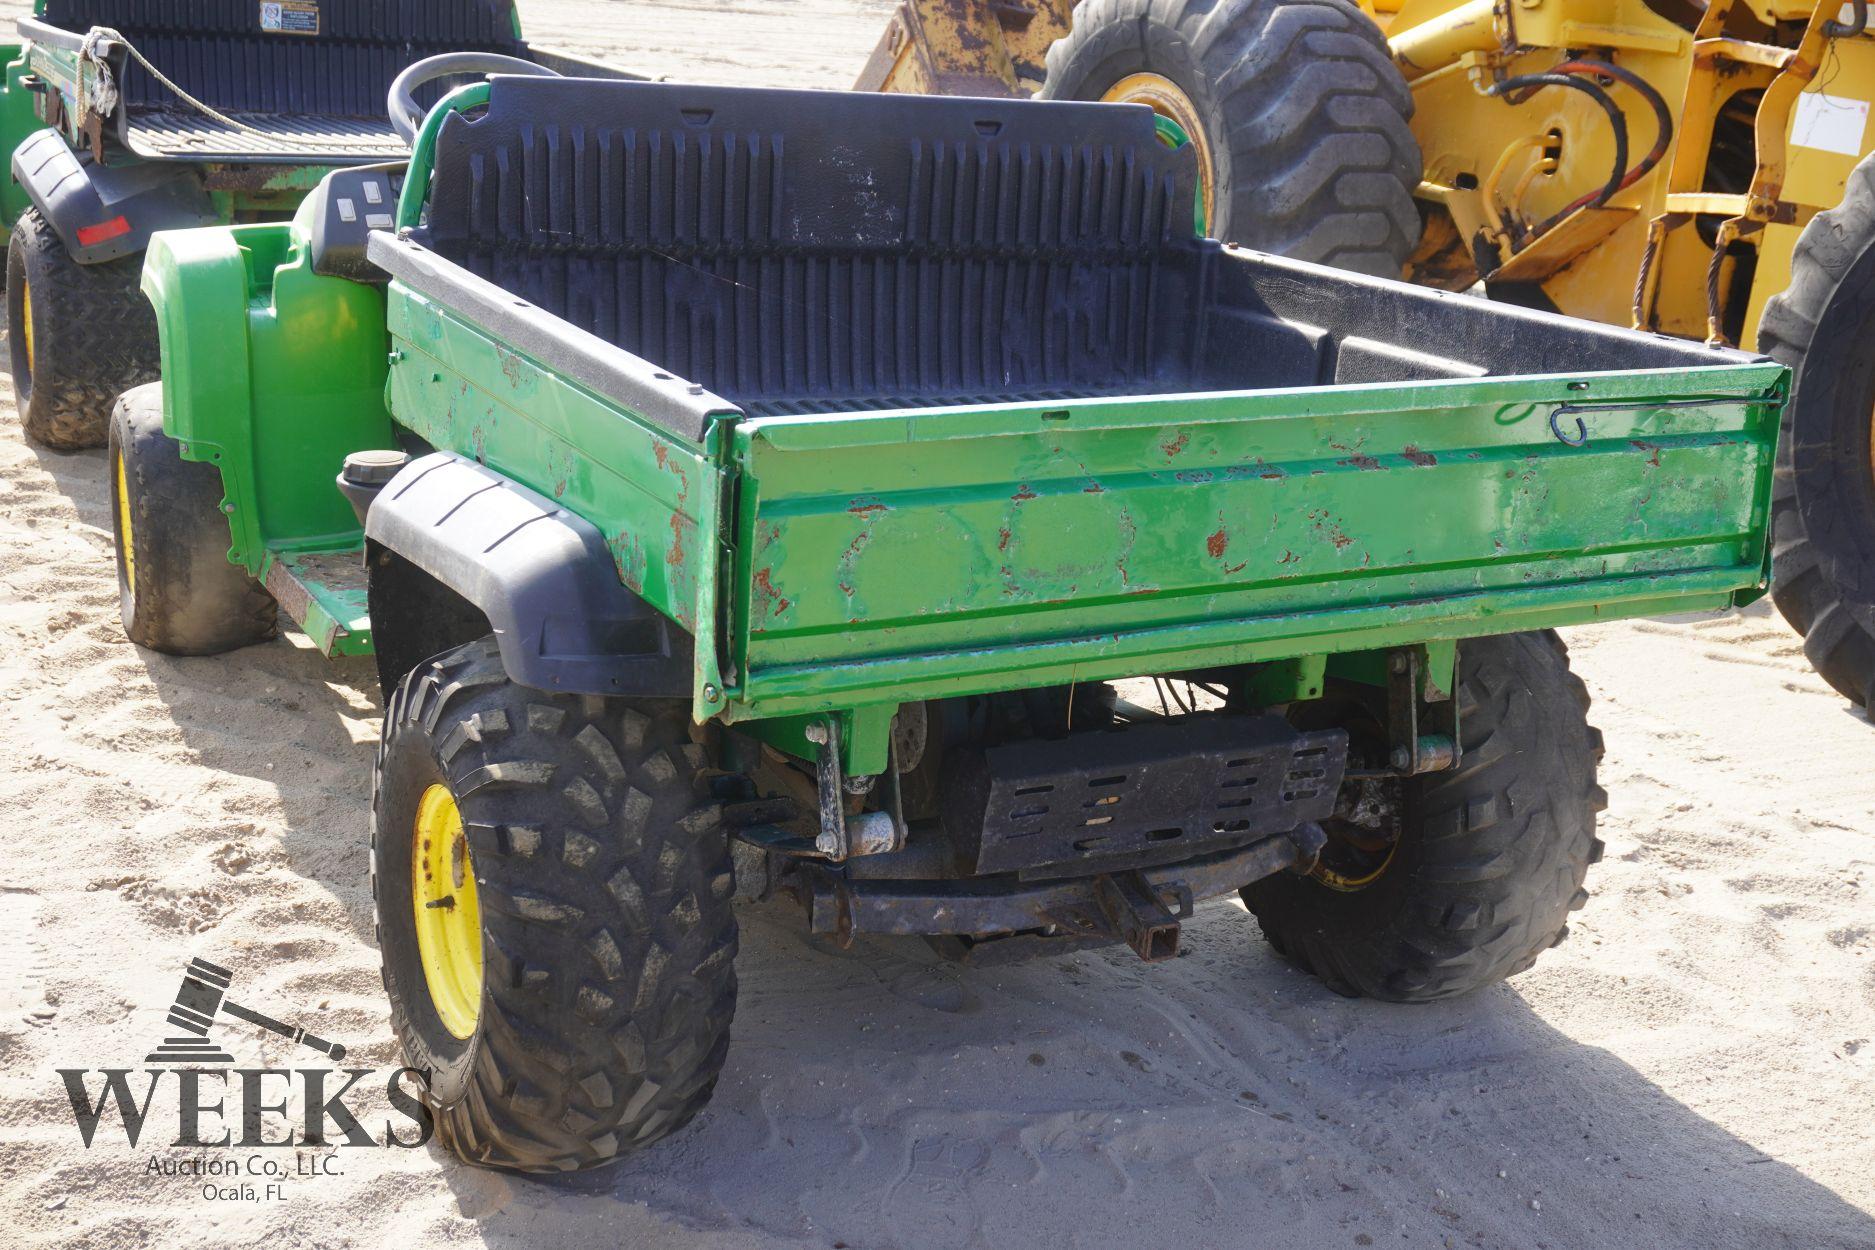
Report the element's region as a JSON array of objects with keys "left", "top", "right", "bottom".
[{"left": 147, "top": 76, "right": 1784, "bottom": 726}]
